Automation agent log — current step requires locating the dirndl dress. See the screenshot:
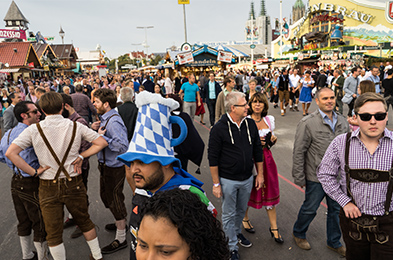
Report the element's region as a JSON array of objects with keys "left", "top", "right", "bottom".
[
  {"left": 299, "top": 79, "right": 314, "bottom": 104},
  {"left": 195, "top": 97, "right": 205, "bottom": 116},
  {"left": 248, "top": 115, "right": 280, "bottom": 209}
]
